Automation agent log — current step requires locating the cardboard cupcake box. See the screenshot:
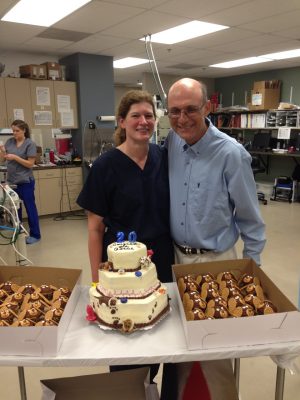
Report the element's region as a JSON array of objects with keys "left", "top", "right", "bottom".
[
  {"left": 0, "top": 266, "right": 81, "bottom": 357},
  {"left": 172, "top": 259, "right": 300, "bottom": 350}
]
